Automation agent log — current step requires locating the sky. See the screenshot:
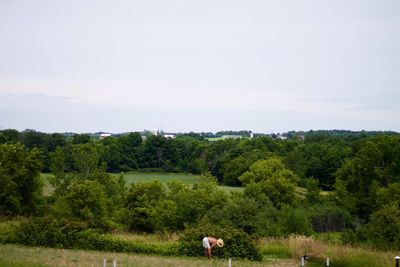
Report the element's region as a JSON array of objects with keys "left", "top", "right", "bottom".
[{"left": 0, "top": 0, "right": 399, "bottom": 134}]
